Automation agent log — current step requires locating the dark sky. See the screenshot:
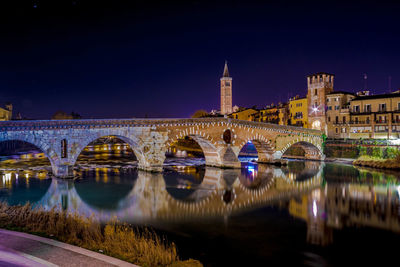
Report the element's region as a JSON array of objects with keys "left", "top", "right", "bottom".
[{"left": 1, "top": 0, "right": 399, "bottom": 119}]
